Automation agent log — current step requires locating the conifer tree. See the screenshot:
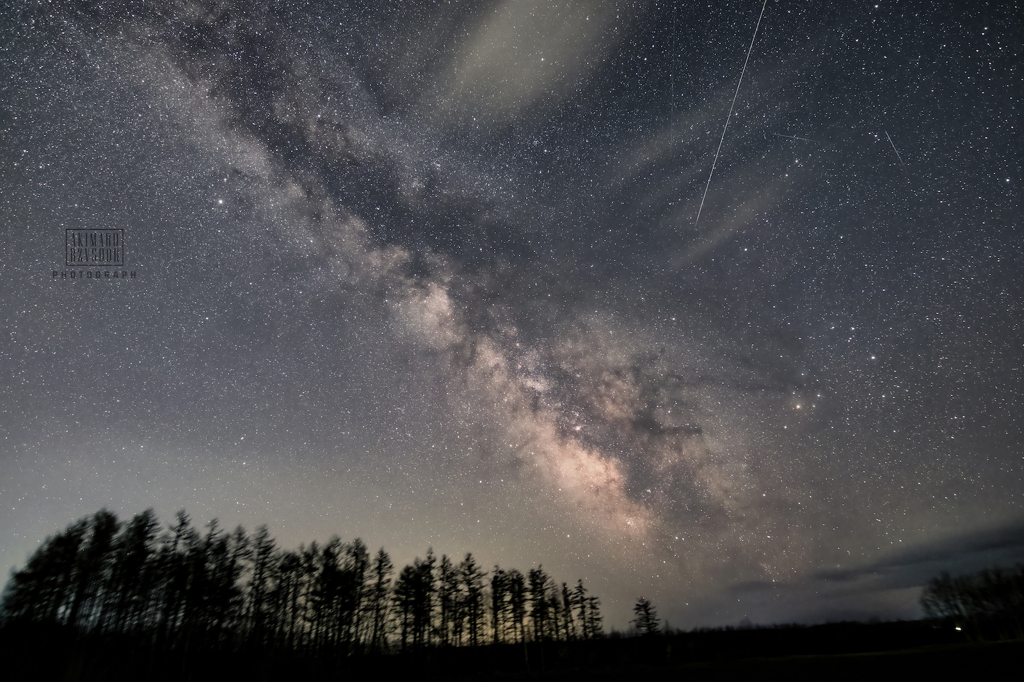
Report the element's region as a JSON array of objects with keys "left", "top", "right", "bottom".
[
  {"left": 490, "top": 566, "right": 507, "bottom": 644},
  {"left": 437, "top": 554, "right": 456, "bottom": 646},
  {"left": 67, "top": 509, "right": 119, "bottom": 630},
  {"left": 365, "top": 548, "right": 393, "bottom": 652},
  {"left": 246, "top": 523, "right": 276, "bottom": 646},
  {"left": 528, "top": 566, "right": 551, "bottom": 641},
  {"left": 631, "top": 597, "right": 659, "bottom": 636},
  {"left": 506, "top": 568, "right": 527, "bottom": 643},
  {"left": 585, "top": 595, "right": 603, "bottom": 638},
  {"left": 1, "top": 508, "right": 608, "bottom": 658},
  {"left": 460, "top": 553, "right": 486, "bottom": 646}
]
